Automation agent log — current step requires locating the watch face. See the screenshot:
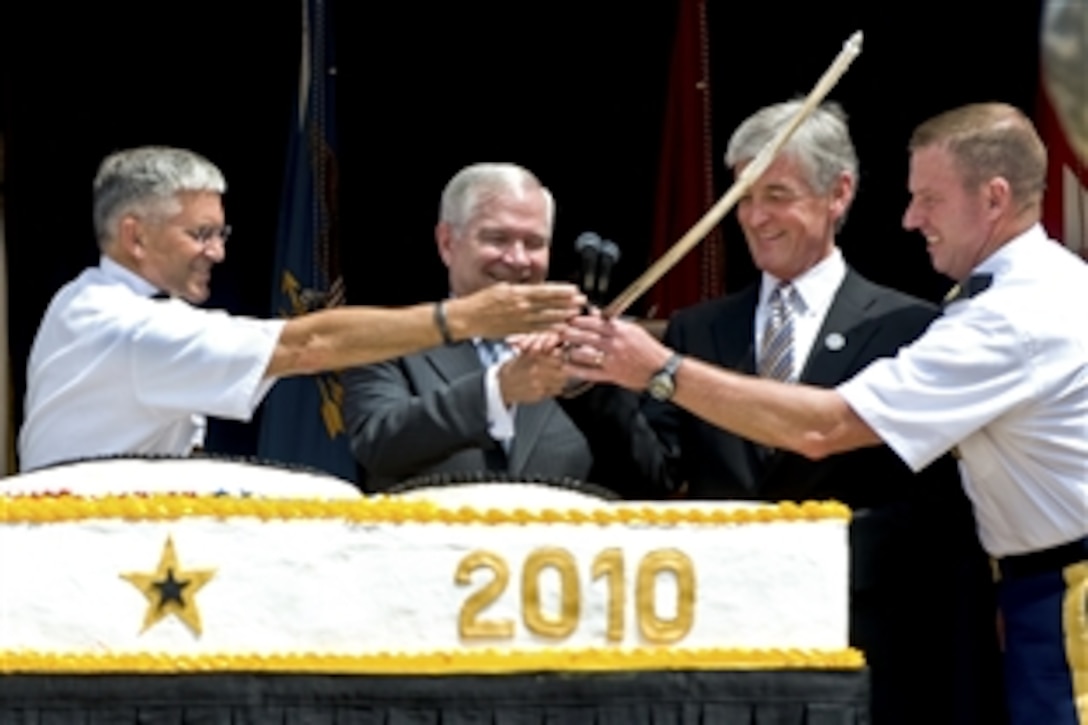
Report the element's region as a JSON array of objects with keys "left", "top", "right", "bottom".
[
  {"left": 647, "top": 353, "right": 681, "bottom": 401},
  {"left": 647, "top": 373, "right": 675, "bottom": 401}
]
